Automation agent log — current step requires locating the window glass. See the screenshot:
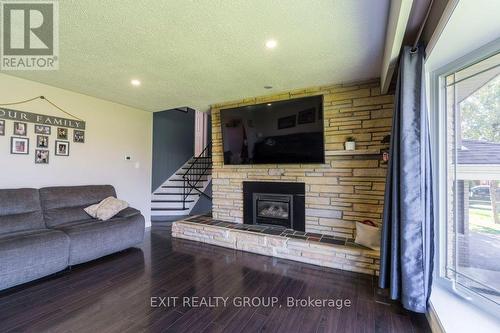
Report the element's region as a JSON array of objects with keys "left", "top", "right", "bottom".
[{"left": 445, "top": 53, "right": 500, "bottom": 305}]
